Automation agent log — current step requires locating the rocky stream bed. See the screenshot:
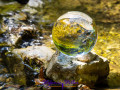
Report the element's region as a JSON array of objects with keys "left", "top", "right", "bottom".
[{"left": 0, "top": 0, "right": 120, "bottom": 90}]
